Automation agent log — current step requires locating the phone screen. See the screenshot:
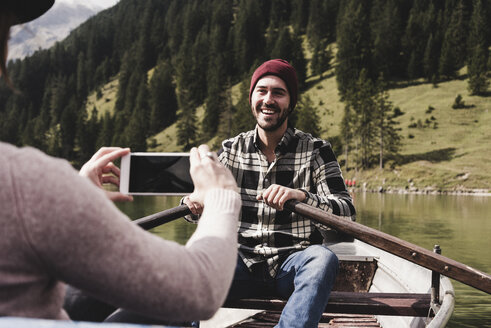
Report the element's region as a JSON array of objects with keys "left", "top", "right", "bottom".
[{"left": 122, "top": 153, "right": 193, "bottom": 195}]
